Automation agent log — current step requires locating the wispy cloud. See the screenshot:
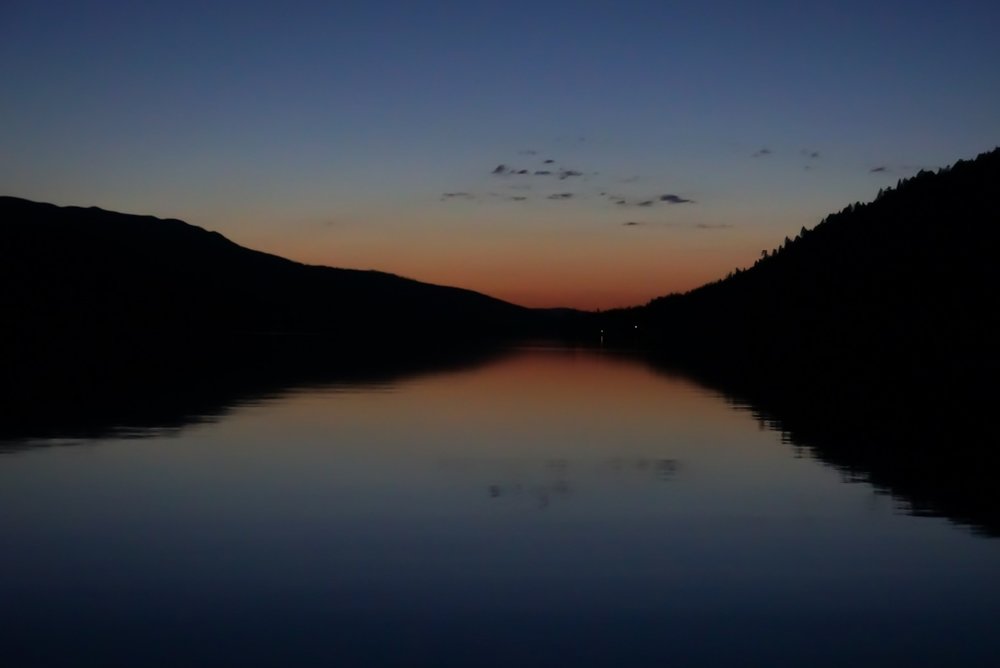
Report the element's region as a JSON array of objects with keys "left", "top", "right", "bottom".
[
  {"left": 491, "top": 165, "right": 534, "bottom": 176},
  {"left": 473, "top": 154, "right": 702, "bottom": 213},
  {"left": 660, "top": 194, "right": 693, "bottom": 204},
  {"left": 870, "top": 166, "right": 888, "bottom": 173},
  {"left": 492, "top": 163, "right": 584, "bottom": 181},
  {"left": 608, "top": 192, "right": 695, "bottom": 207},
  {"left": 802, "top": 149, "right": 821, "bottom": 159},
  {"left": 752, "top": 148, "right": 772, "bottom": 158},
  {"left": 620, "top": 221, "right": 733, "bottom": 230}
]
